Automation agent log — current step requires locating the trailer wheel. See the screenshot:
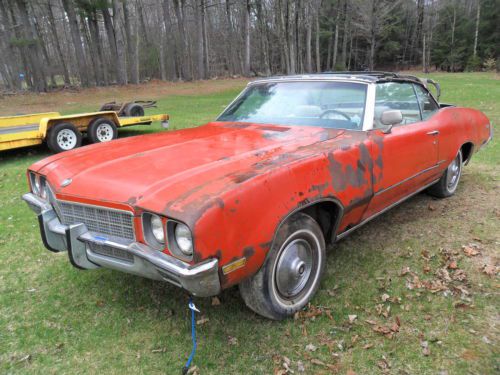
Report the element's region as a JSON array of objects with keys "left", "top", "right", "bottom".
[
  {"left": 125, "top": 103, "right": 145, "bottom": 117},
  {"left": 47, "top": 122, "right": 82, "bottom": 153},
  {"left": 88, "top": 117, "right": 118, "bottom": 144}
]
